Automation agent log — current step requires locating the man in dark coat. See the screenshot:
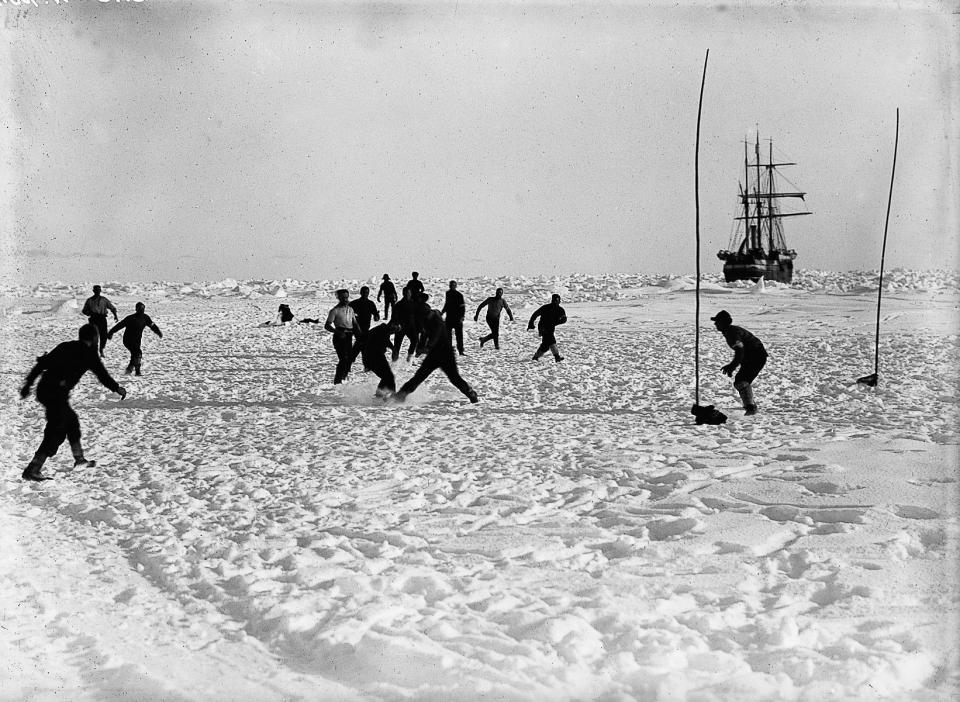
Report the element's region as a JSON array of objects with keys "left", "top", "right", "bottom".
[
  {"left": 441, "top": 280, "right": 466, "bottom": 355},
  {"left": 528, "top": 294, "right": 567, "bottom": 362},
  {"left": 404, "top": 271, "right": 425, "bottom": 298},
  {"left": 19, "top": 324, "right": 127, "bottom": 481},
  {"left": 712, "top": 309, "right": 767, "bottom": 416},
  {"left": 394, "top": 296, "right": 478, "bottom": 404},
  {"left": 349, "top": 286, "right": 381, "bottom": 366},
  {"left": 391, "top": 287, "right": 419, "bottom": 361},
  {"left": 362, "top": 321, "right": 400, "bottom": 398},
  {"left": 107, "top": 302, "right": 163, "bottom": 375}
]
